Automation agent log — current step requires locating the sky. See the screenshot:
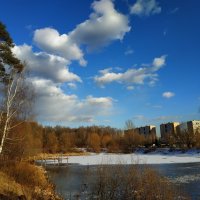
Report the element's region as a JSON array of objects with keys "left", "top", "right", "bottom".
[{"left": 0, "top": 0, "right": 200, "bottom": 129}]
